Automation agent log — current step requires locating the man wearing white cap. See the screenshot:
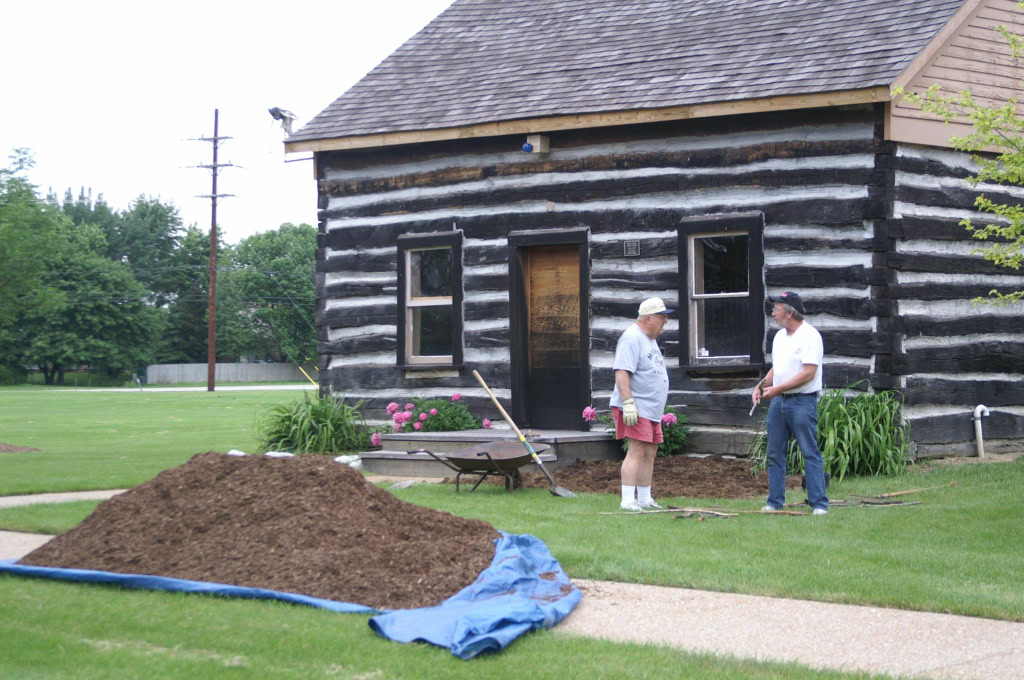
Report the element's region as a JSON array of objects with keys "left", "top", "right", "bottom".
[{"left": 609, "top": 296, "right": 672, "bottom": 511}]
